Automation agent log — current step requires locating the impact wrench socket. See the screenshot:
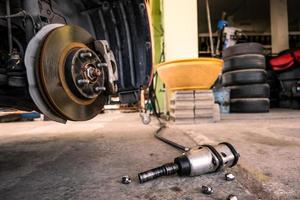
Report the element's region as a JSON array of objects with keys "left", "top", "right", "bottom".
[{"left": 138, "top": 142, "right": 240, "bottom": 183}]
